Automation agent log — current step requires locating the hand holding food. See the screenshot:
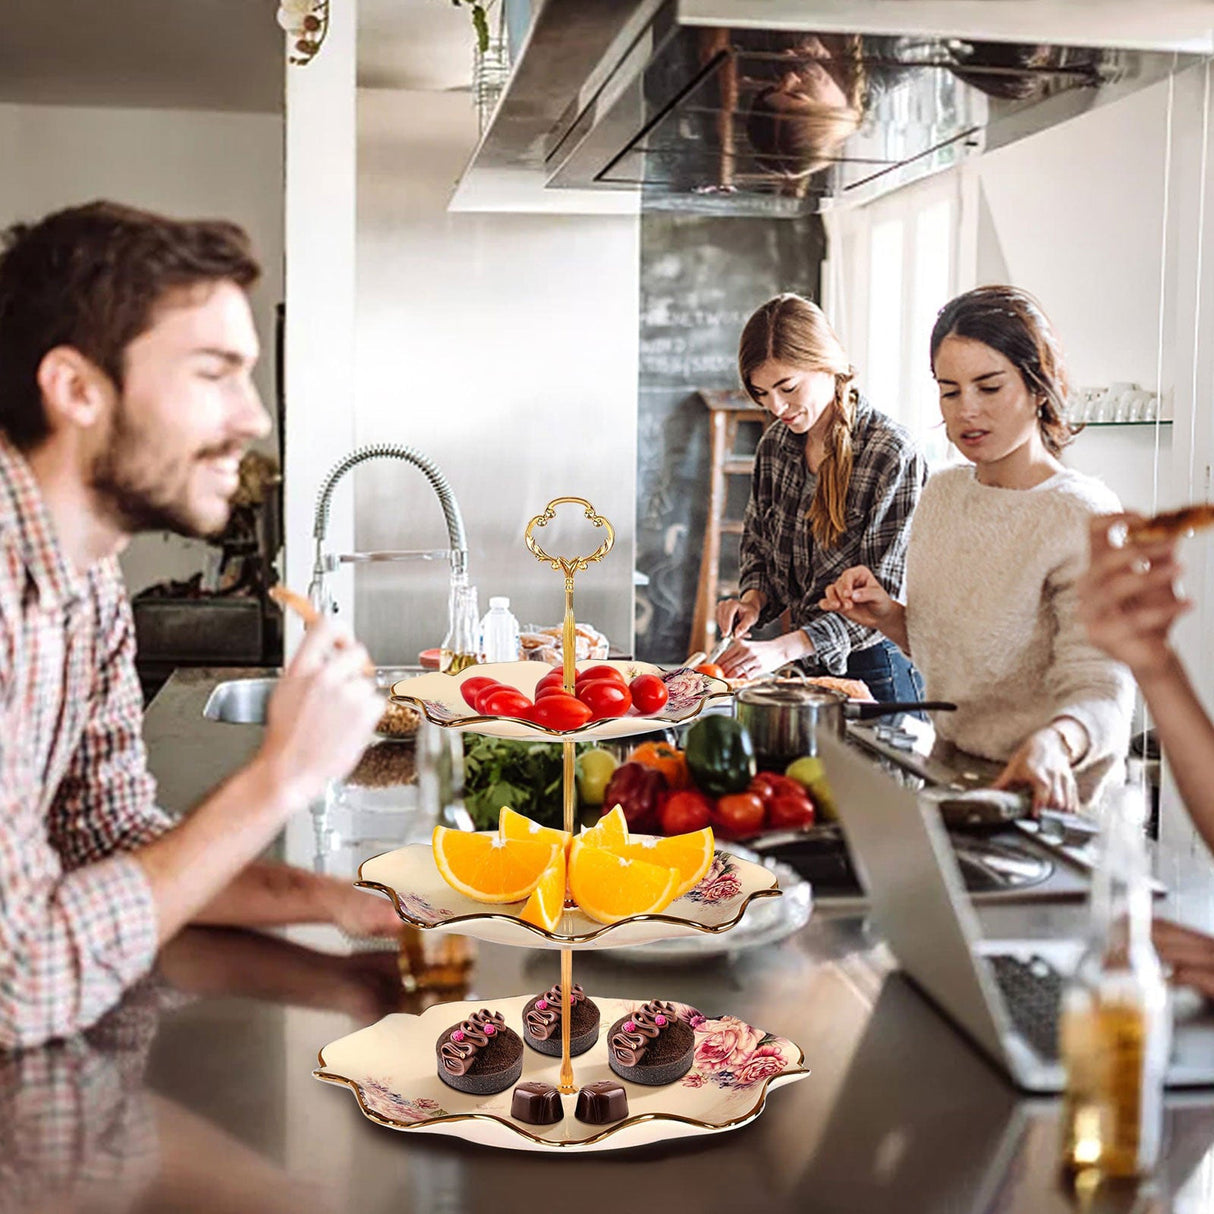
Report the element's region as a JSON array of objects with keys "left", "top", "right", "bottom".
[
  {"left": 818, "top": 565, "right": 899, "bottom": 631},
  {"left": 259, "top": 612, "right": 382, "bottom": 806},
  {"left": 1078, "top": 513, "right": 1190, "bottom": 680}
]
